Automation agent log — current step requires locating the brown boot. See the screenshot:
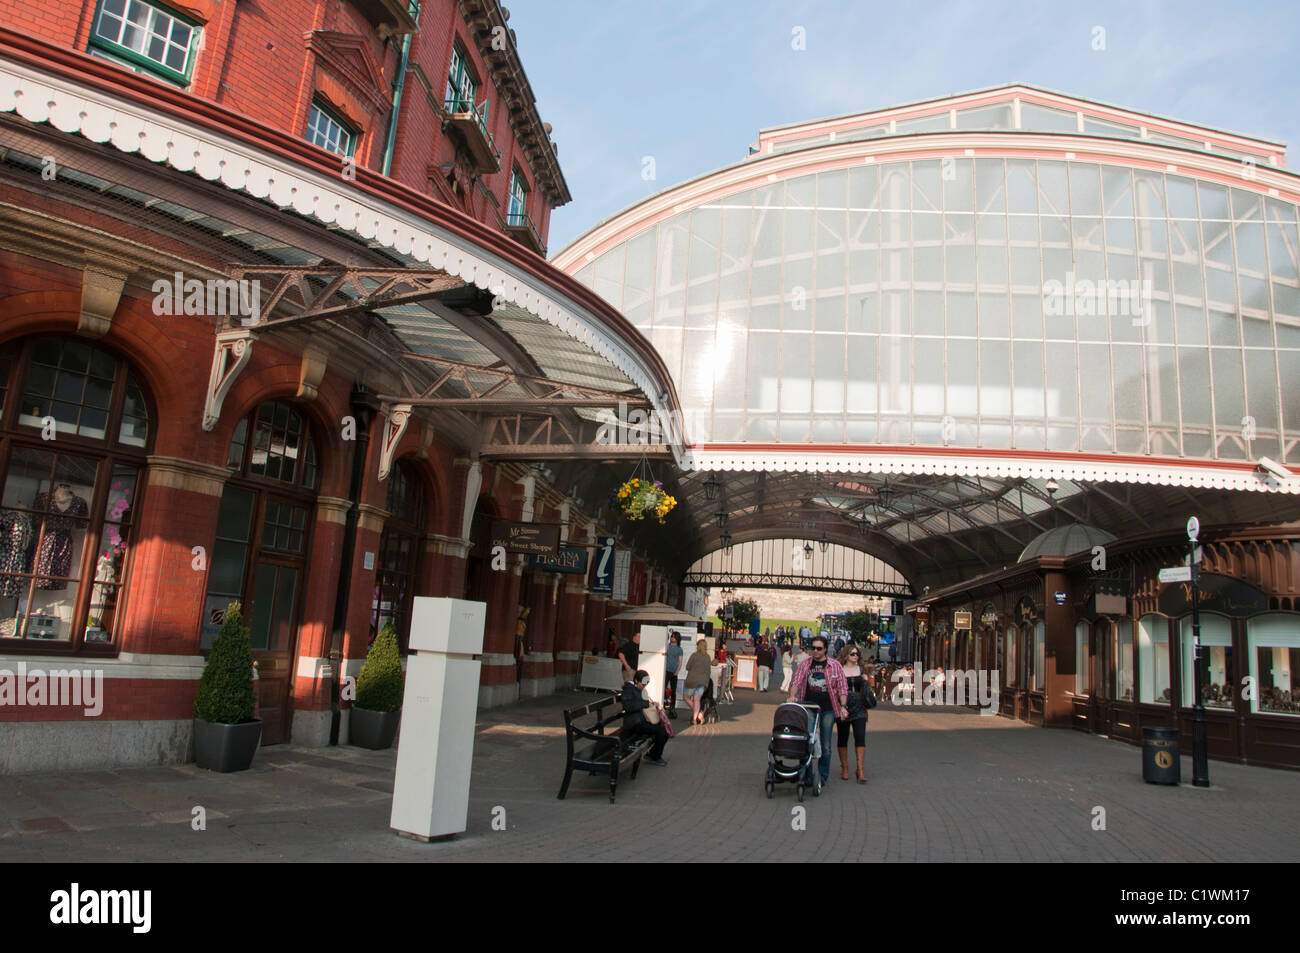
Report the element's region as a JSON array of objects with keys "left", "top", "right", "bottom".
[
  {"left": 856, "top": 747, "right": 867, "bottom": 783},
  {"left": 838, "top": 747, "right": 849, "bottom": 780}
]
